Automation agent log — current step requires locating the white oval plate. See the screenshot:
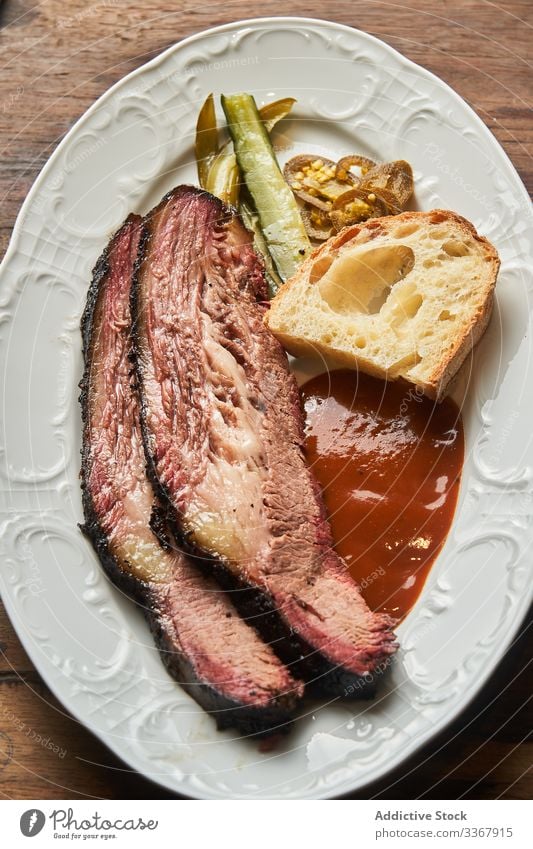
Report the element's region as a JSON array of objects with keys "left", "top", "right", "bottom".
[{"left": 1, "top": 17, "right": 532, "bottom": 800}]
